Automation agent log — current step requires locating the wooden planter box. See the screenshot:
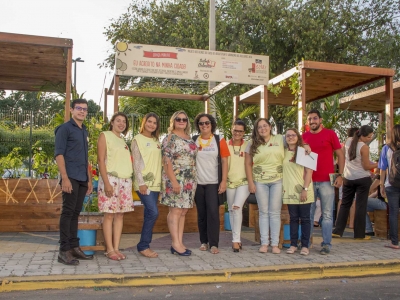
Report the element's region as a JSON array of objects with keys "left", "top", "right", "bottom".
[{"left": 78, "top": 212, "right": 105, "bottom": 251}]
